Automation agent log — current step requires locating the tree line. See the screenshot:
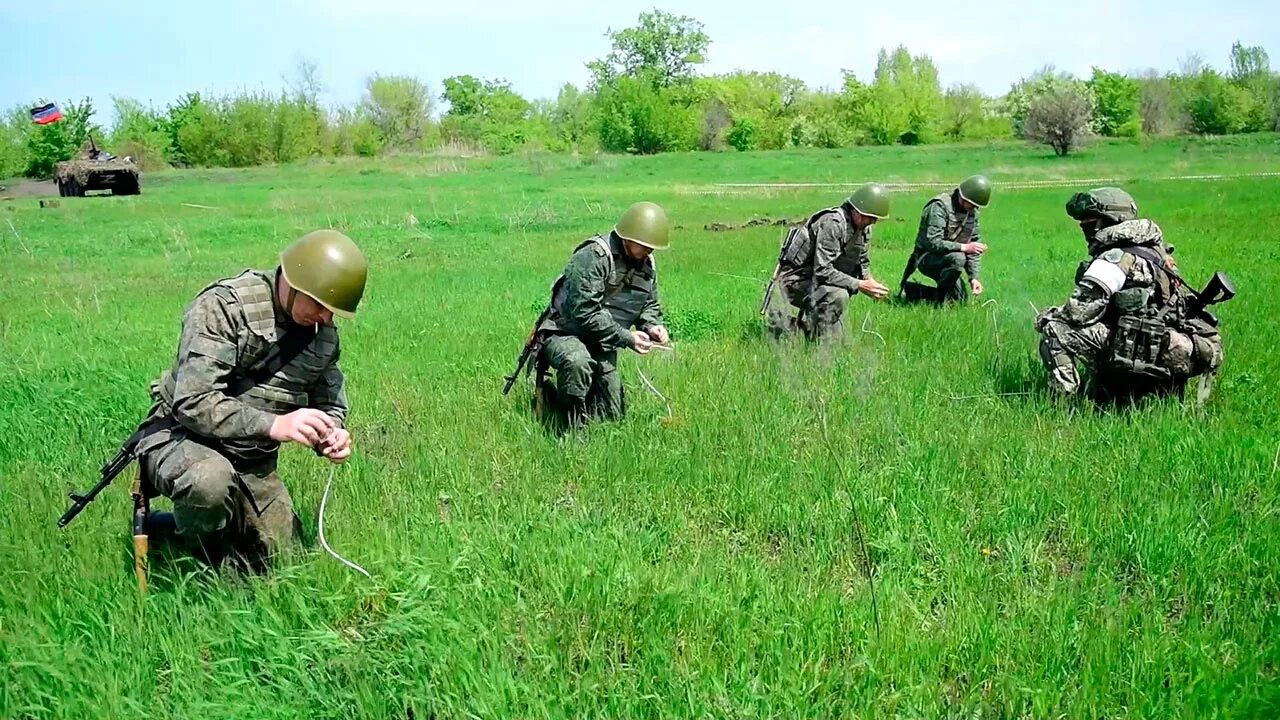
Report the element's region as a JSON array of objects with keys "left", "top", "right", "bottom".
[{"left": 2, "top": 10, "right": 1277, "bottom": 178}]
